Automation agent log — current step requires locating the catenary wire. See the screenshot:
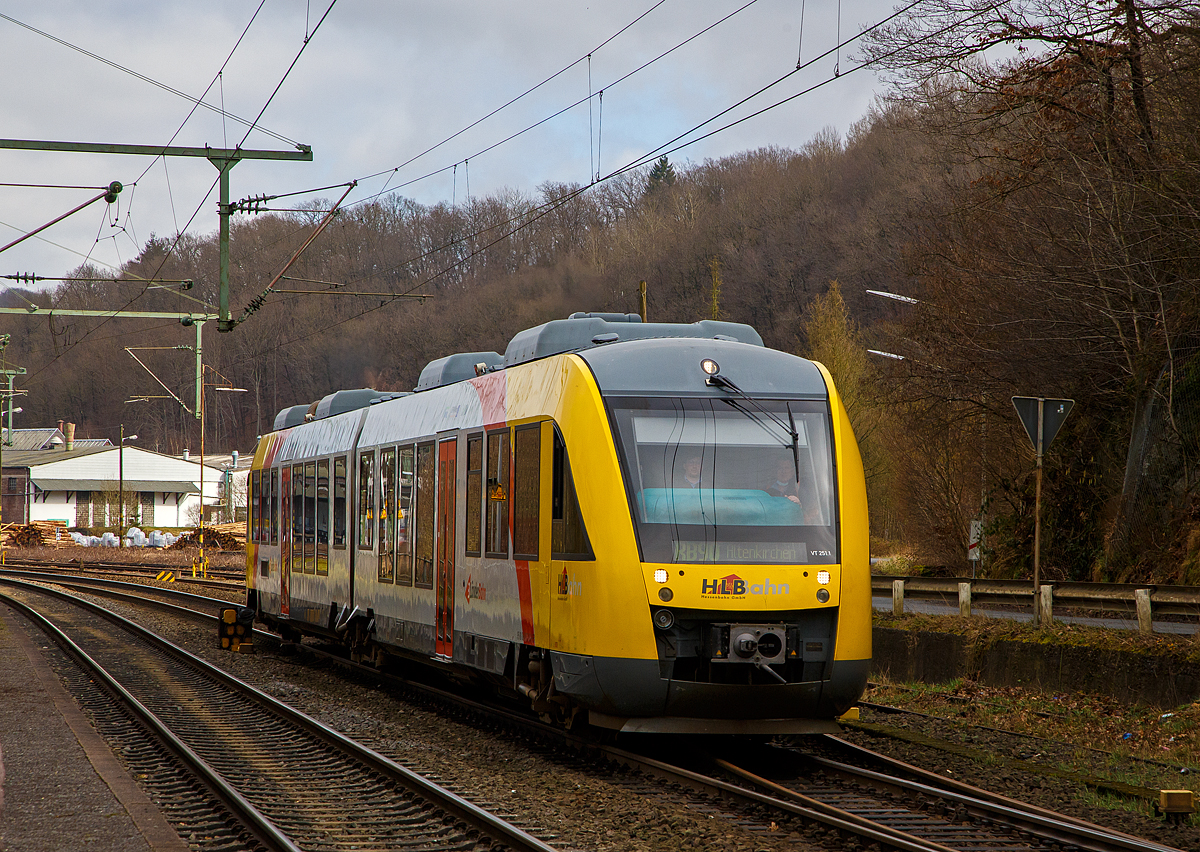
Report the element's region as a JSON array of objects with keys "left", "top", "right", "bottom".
[
  {"left": 0, "top": 1, "right": 271, "bottom": 301},
  {"left": 230, "top": 0, "right": 972, "bottom": 357},
  {"left": 0, "top": 10, "right": 298, "bottom": 149},
  {"left": 25, "top": 0, "right": 974, "bottom": 386},
  {"left": 108, "top": 0, "right": 757, "bottom": 285},
  {"left": 12, "top": 1, "right": 339, "bottom": 384},
  {"left": 351, "top": 0, "right": 761, "bottom": 207},
  {"left": 358, "top": 0, "right": 671, "bottom": 189},
  {"left": 273, "top": 0, "right": 935, "bottom": 300}
]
